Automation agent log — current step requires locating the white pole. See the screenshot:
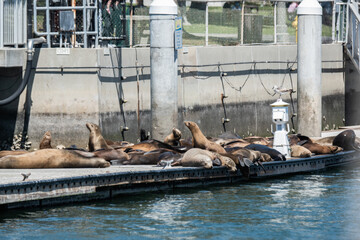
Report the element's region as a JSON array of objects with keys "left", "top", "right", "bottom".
[
  {"left": 297, "top": 0, "right": 323, "bottom": 137},
  {"left": 149, "top": 0, "right": 178, "bottom": 140},
  {"left": 205, "top": 2, "right": 208, "bottom": 46},
  {"left": 0, "top": 0, "right": 4, "bottom": 48}
]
